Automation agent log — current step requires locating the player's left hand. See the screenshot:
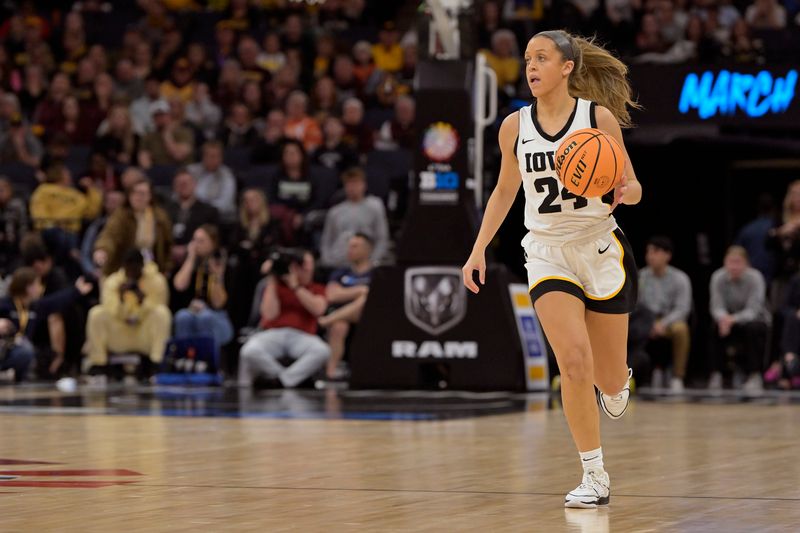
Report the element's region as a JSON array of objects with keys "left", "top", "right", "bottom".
[{"left": 610, "top": 174, "right": 628, "bottom": 212}]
